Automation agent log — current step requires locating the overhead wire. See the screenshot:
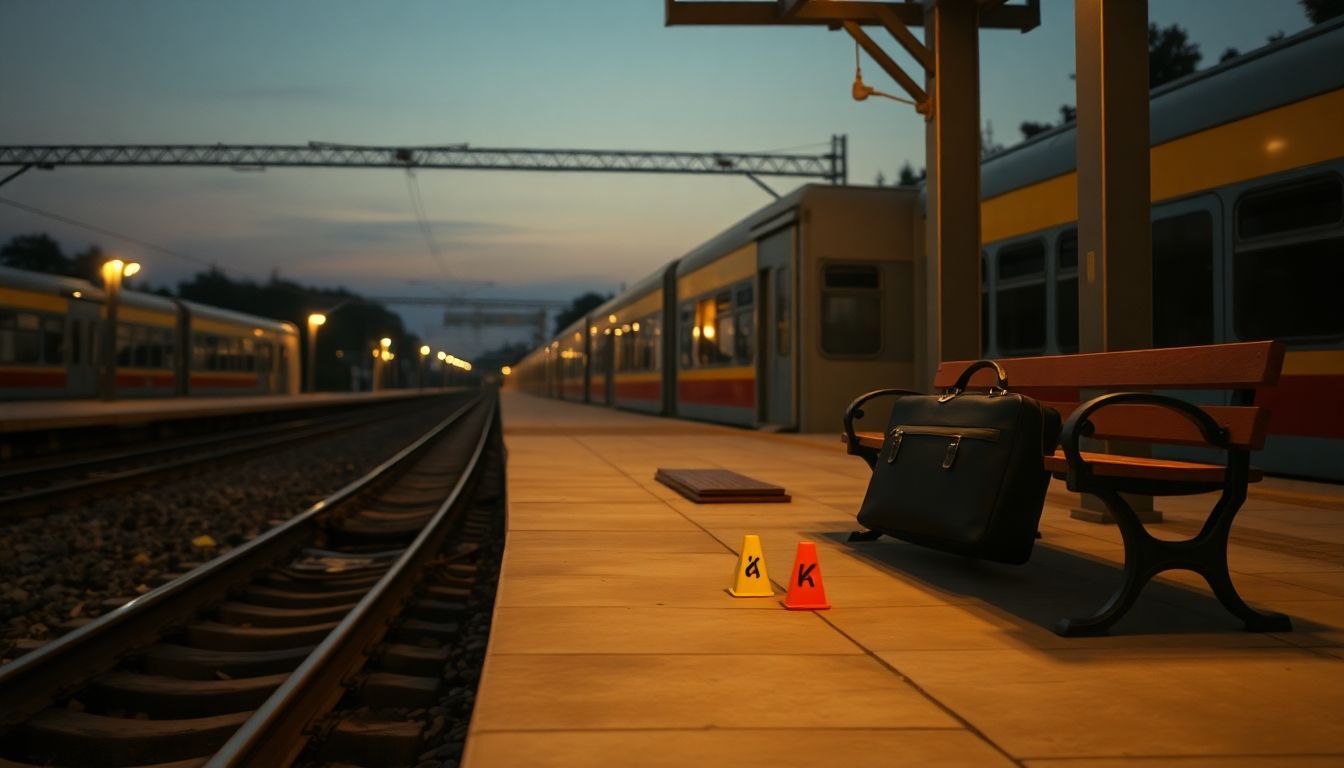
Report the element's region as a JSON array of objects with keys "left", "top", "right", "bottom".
[
  {"left": 402, "top": 169, "right": 454, "bottom": 286},
  {"left": 0, "top": 194, "right": 229, "bottom": 275}
]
